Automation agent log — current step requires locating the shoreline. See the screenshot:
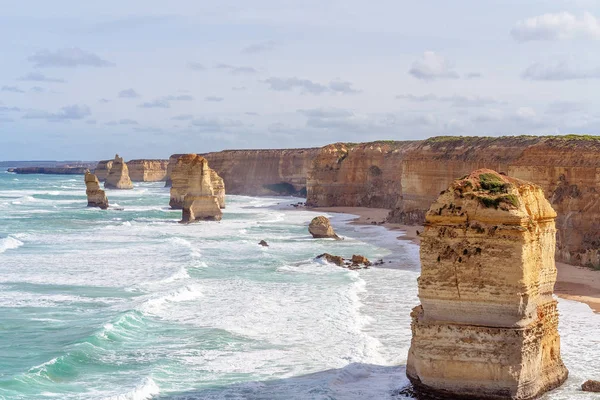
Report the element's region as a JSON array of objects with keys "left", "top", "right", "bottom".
[{"left": 311, "top": 206, "right": 600, "bottom": 314}]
